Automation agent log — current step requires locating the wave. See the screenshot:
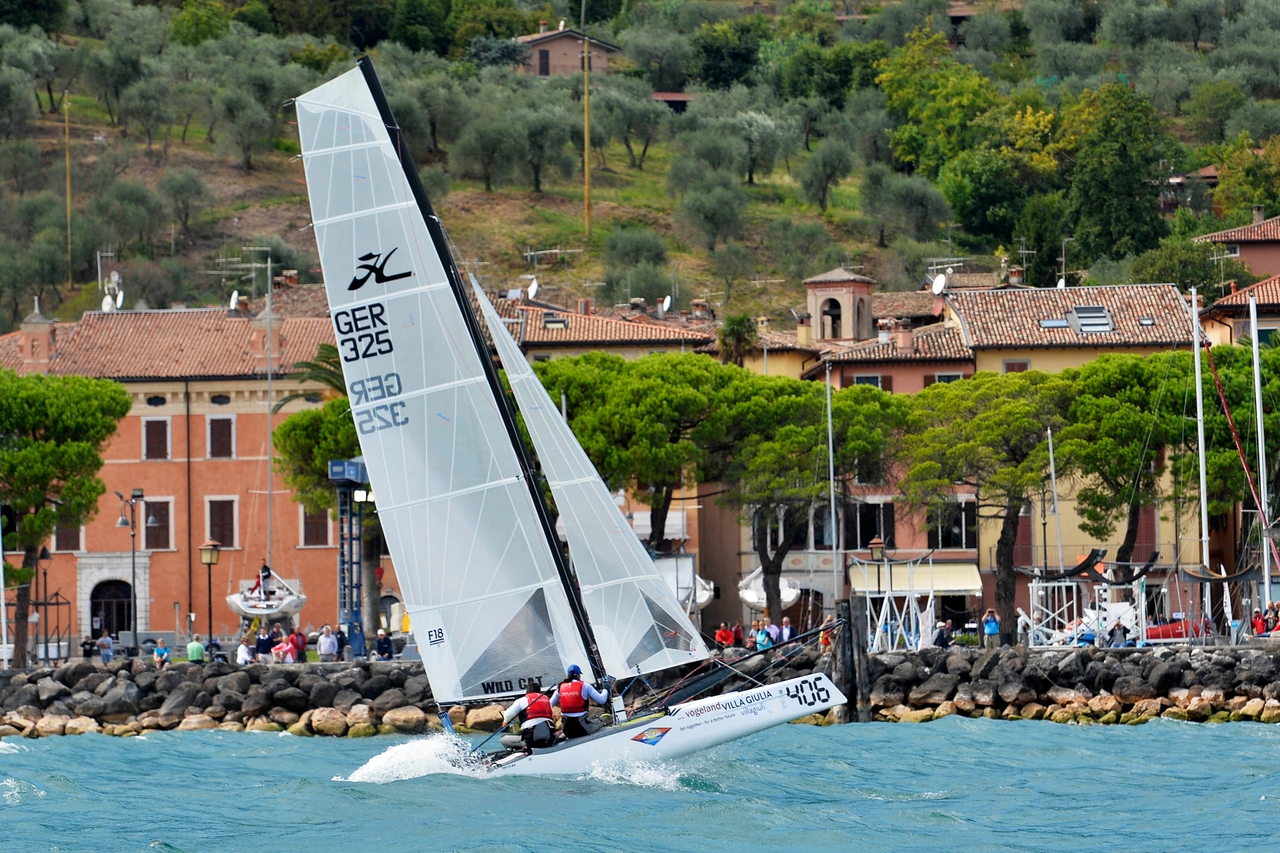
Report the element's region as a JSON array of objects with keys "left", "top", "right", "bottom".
[
  {"left": 579, "top": 754, "right": 687, "bottom": 791},
  {"left": 1, "top": 778, "right": 46, "bottom": 807},
  {"left": 340, "top": 733, "right": 479, "bottom": 783}
]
